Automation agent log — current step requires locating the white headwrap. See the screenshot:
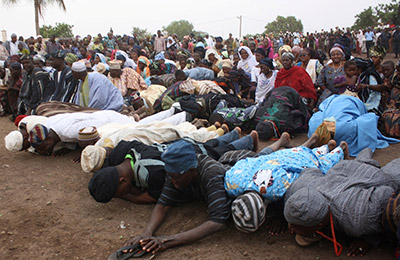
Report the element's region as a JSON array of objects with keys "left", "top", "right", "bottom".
[
  {"left": 71, "top": 61, "right": 87, "bottom": 72},
  {"left": 81, "top": 145, "right": 106, "bottom": 173},
  {"left": 4, "top": 131, "right": 23, "bottom": 152},
  {"left": 237, "top": 46, "right": 258, "bottom": 75},
  {"left": 167, "top": 36, "right": 176, "bottom": 49}
]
